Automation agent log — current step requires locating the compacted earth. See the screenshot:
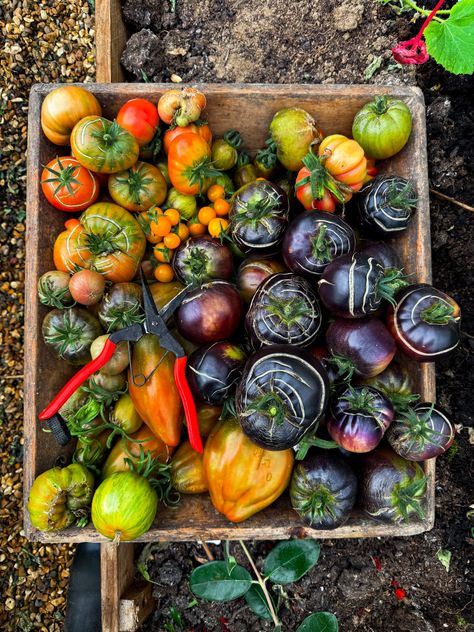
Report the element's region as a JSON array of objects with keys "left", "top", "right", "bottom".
[{"left": 0, "top": 0, "right": 472, "bottom": 630}]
